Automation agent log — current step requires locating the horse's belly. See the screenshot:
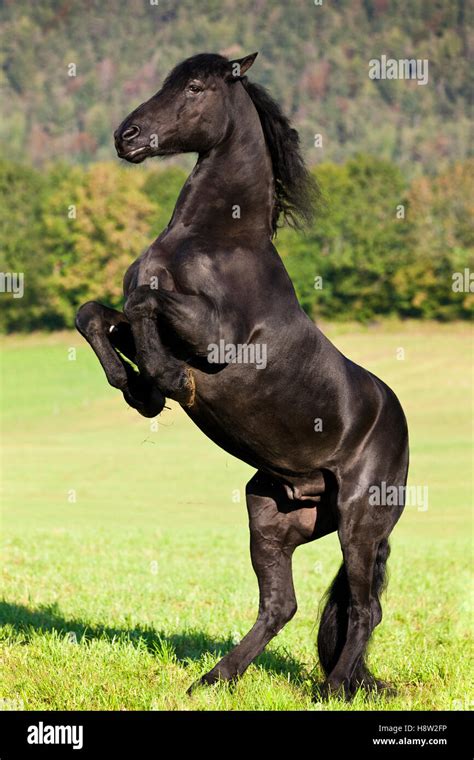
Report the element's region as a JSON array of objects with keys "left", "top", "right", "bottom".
[{"left": 183, "top": 368, "right": 336, "bottom": 479}]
